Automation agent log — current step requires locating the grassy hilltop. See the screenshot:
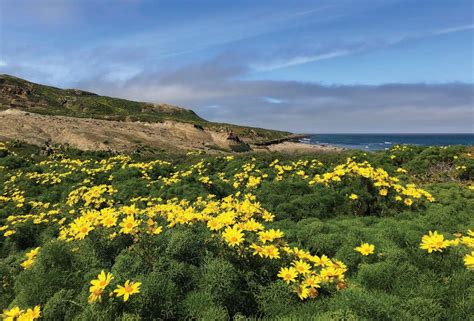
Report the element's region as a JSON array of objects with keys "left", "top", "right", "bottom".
[
  {"left": 0, "top": 141, "right": 473, "bottom": 320},
  {"left": 0, "top": 74, "right": 203, "bottom": 123}
]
